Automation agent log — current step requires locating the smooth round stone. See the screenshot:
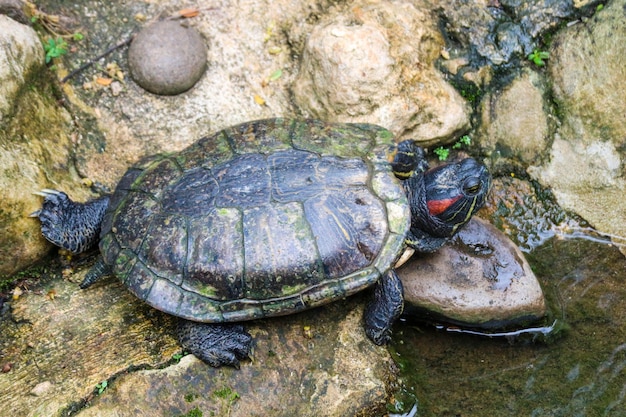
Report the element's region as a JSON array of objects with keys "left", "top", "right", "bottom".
[
  {"left": 128, "top": 20, "right": 207, "bottom": 95},
  {"left": 399, "top": 217, "right": 547, "bottom": 329}
]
